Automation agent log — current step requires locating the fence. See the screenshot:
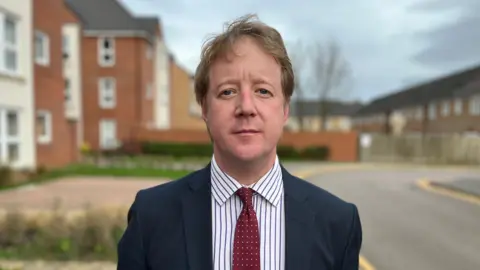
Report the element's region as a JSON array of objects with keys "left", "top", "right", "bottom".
[
  {"left": 360, "top": 133, "right": 480, "bottom": 165},
  {"left": 136, "top": 129, "right": 359, "bottom": 162}
]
